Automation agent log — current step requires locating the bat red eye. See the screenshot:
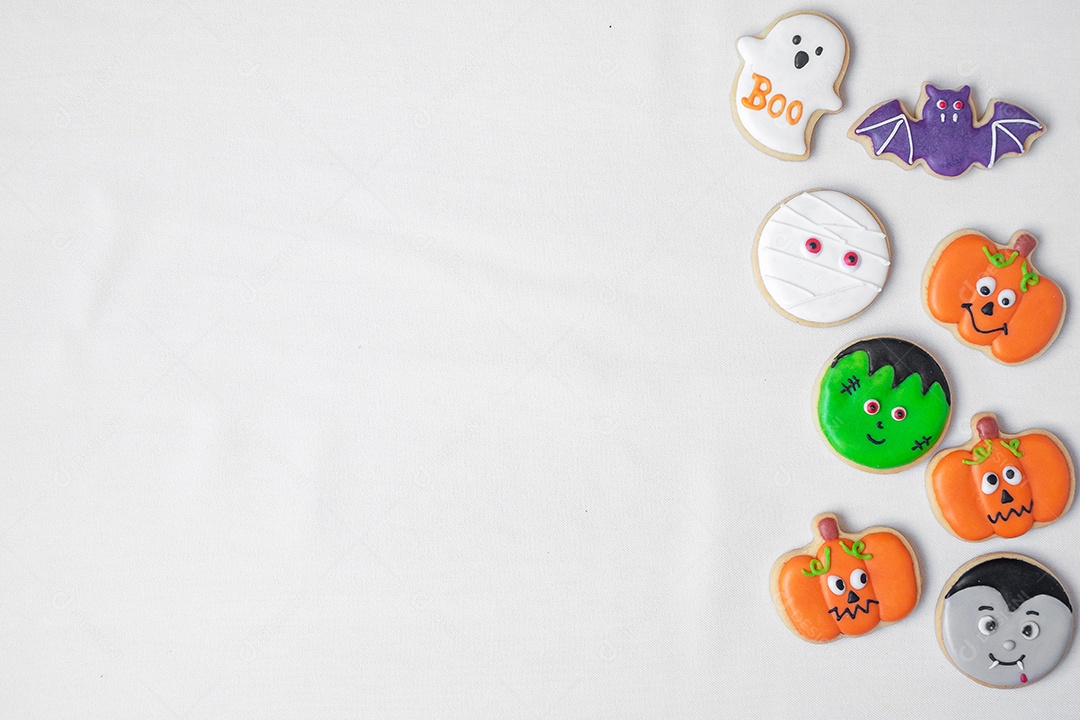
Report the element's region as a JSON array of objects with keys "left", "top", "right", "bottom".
[
  {"left": 804, "top": 237, "right": 822, "bottom": 254},
  {"left": 953, "top": 101, "right": 963, "bottom": 110},
  {"left": 842, "top": 251, "right": 860, "bottom": 268},
  {"left": 864, "top": 400, "right": 880, "bottom": 415},
  {"left": 937, "top": 100, "right": 947, "bottom": 109}
]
